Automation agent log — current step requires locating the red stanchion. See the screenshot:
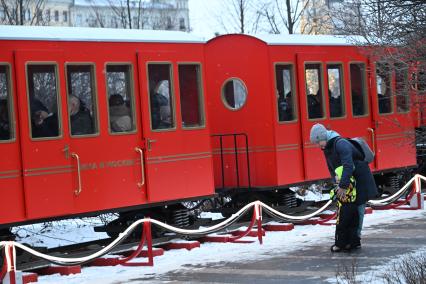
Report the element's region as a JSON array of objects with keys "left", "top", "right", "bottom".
[
  {"left": 89, "top": 220, "right": 155, "bottom": 267},
  {"left": 3, "top": 244, "right": 17, "bottom": 284},
  {"left": 317, "top": 212, "right": 337, "bottom": 226},
  {"left": 256, "top": 203, "right": 263, "bottom": 245},
  {"left": 121, "top": 220, "right": 154, "bottom": 266},
  {"left": 226, "top": 205, "right": 258, "bottom": 243},
  {"left": 0, "top": 249, "right": 7, "bottom": 282}
]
